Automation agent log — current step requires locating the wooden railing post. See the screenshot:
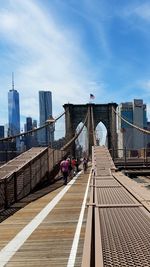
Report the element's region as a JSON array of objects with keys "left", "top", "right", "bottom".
[
  {"left": 30, "top": 162, "right": 32, "bottom": 191},
  {"left": 14, "top": 172, "right": 17, "bottom": 202},
  {"left": 4, "top": 179, "right": 8, "bottom": 209},
  {"left": 52, "top": 149, "right": 55, "bottom": 167},
  {"left": 124, "top": 147, "right": 127, "bottom": 168}
]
